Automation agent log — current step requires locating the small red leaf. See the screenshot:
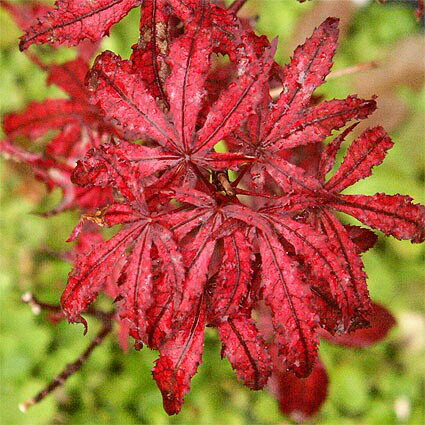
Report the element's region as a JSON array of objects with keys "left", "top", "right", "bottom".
[
  {"left": 218, "top": 314, "right": 272, "bottom": 390},
  {"left": 87, "top": 51, "right": 178, "bottom": 147},
  {"left": 207, "top": 231, "right": 252, "bottom": 324},
  {"left": 331, "top": 194, "right": 425, "bottom": 243},
  {"left": 320, "top": 302, "right": 396, "bottom": 348},
  {"left": 268, "top": 359, "right": 329, "bottom": 421},
  {"left": 47, "top": 58, "right": 90, "bottom": 101},
  {"left": 326, "top": 126, "right": 394, "bottom": 193},
  {"left": 153, "top": 297, "right": 206, "bottom": 415},
  {"left": 264, "top": 17, "right": 339, "bottom": 141},
  {"left": 19, "top": 0, "right": 142, "bottom": 50}
]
